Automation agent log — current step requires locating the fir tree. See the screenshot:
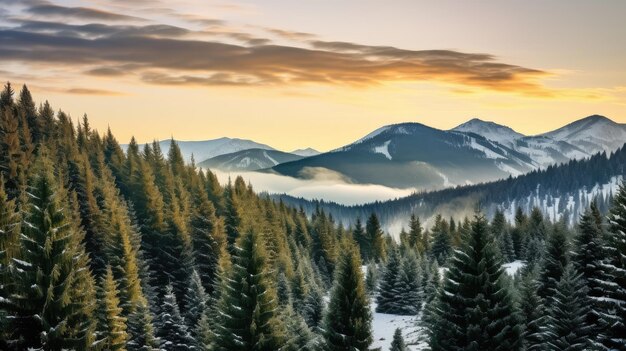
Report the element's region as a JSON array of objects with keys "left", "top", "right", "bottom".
[
  {"left": 544, "top": 265, "right": 592, "bottom": 351},
  {"left": 4, "top": 155, "right": 96, "bottom": 349},
  {"left": 184, "top": 270, "right": 208, "bottom": 336},
  {"left": 394, "top": 251, "right": 422, "bottom": 315},
  {"left": 390, "top": 328, "right": 407, "bottom": 351},
  {"left": 538, "top": 223, "right": 569, "bottom": 300},
  {"left": 365, "top": 262, "right": 379, "bottom": 295},
  {"left": 302, "top": 285, "right": 325, "bottom": 331},
  {"left": 408, "top": 214, "right": 423, "bottom": 253},
  {"left": 430, "top": 215, "right": 452, "bottom": 265},
  {"left": 126, "top": 301, "right": 160, "bottom": 351},
  {"left": 518, "top": 270, "right": 545, "bottom": 351},
  {"left": 376, "top": 247, "right": 401, "bottom": 313},
  {"left": 366, "top": 213, "right": 386, "bottom": 262},
  {"left": 155, "top": 284, "right": 196, "bottom": 351},
  {"left": 212, "top": 228, "right": 284, "bottom": 350},
  {"left": 594, "top": 182, "right": 626, "bottom": 350},
  {"left": 430, "top": 213, "right": 521, "bottom": 351},
  {"left": 322, "top": 238, "right": 372, "bottom": 351},
  {"left": 280, "top": 305, "right": 317, "bottom": 351},
  {"left": 96, "top": 266, "right": 129, "bottom": 351}
]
